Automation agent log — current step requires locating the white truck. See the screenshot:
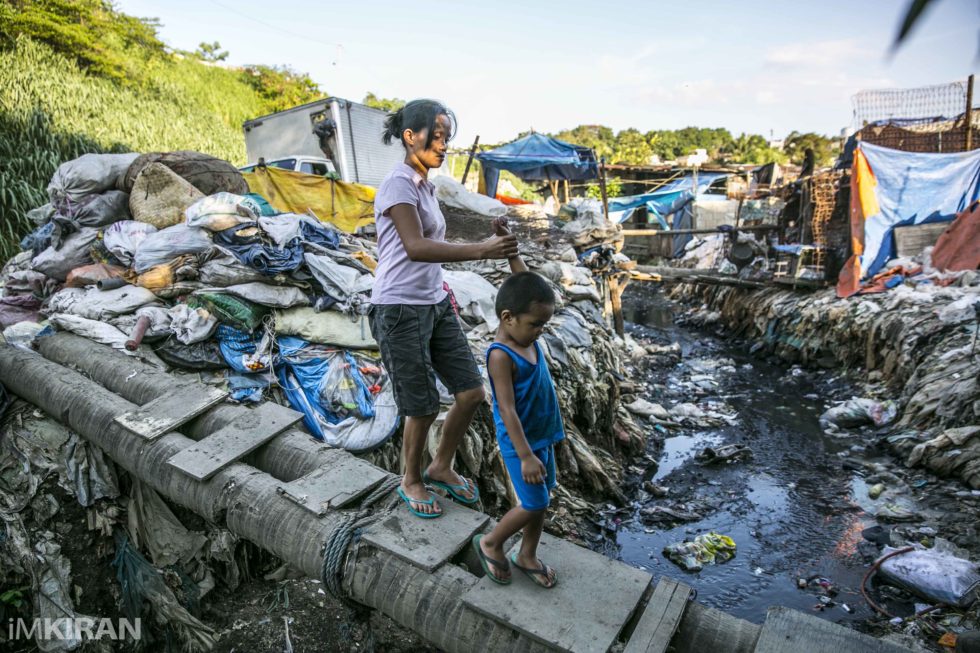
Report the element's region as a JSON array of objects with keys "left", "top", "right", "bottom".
[{"left": 241, "top": 97, "right": 404, "bottom": 187}]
